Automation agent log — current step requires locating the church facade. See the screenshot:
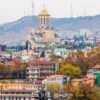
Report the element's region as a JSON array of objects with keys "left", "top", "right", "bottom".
[{"left": 26, "top": 7, "right": 60, "bottom": 49}]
